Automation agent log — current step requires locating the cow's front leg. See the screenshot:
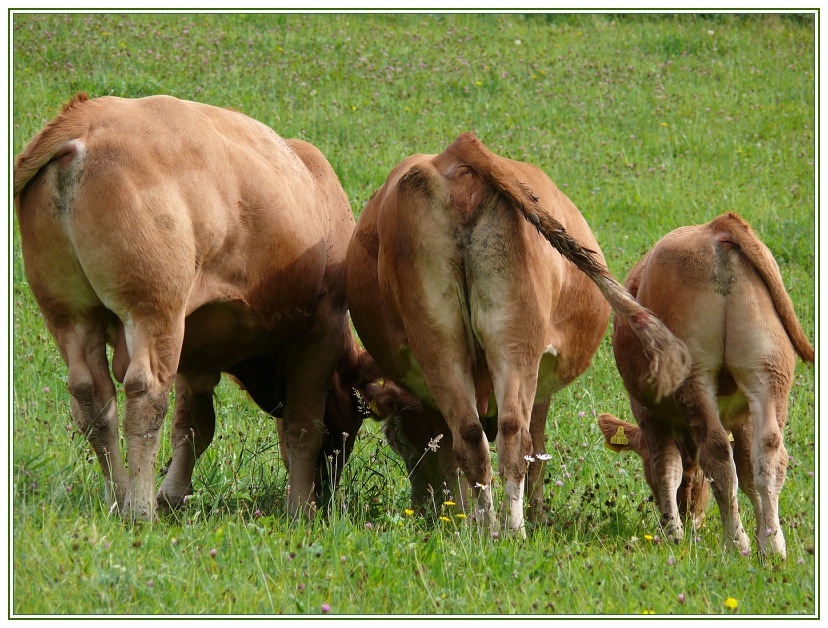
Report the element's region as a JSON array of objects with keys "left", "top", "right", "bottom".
[
  {"left": 279, "top": 327, "right": 342, "bottom": 519},
  {"left": 279, "top": 410, "right": 325, "bottom": 519},
  {"left": 157, "top": 371, "right": 220, "bottom": 515},
  {"left": 729, "top": 421, "right": 764, "bottom": 541}
]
